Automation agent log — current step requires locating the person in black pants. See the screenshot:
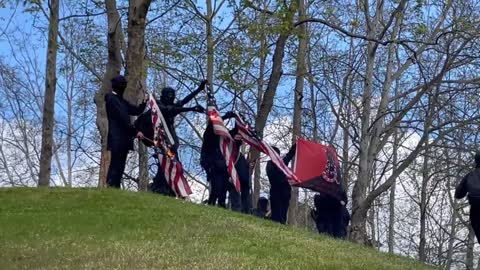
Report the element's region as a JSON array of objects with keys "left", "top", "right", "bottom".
[
  {"left": 311, "top": 189, "right": 349, "bottom": 239},
  {"left": 105, "top": 75, "right": 147, "bottom": 188},
  {"left": 200, "top": 112, "right": 250, "bottom": 212},
  {"left": 266, "top": 144, "right": 296, "bottom": 224},
  {"left": 134, "top": 81, "right": 205, "bottom": 195},
  {"left": 455, "top": 152, "right": 480, "bottom": 243}
]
